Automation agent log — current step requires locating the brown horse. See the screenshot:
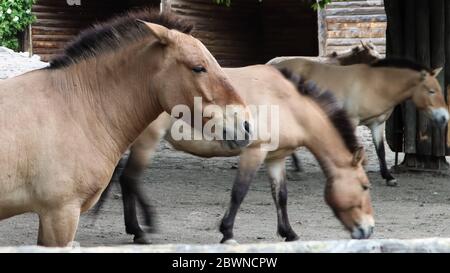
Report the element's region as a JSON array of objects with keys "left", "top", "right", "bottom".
[
  {"left": 0, "top": 10, "right": 251, "bottom": 247},
  {"left": 97, "top": 65, "right": 375, "bottom": 244},
  {"left": 269, "top": 41, "right": 382, "bottom": 171},
  {"left": 271, "top": 58, "right": 448, "bottom": 186}
]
